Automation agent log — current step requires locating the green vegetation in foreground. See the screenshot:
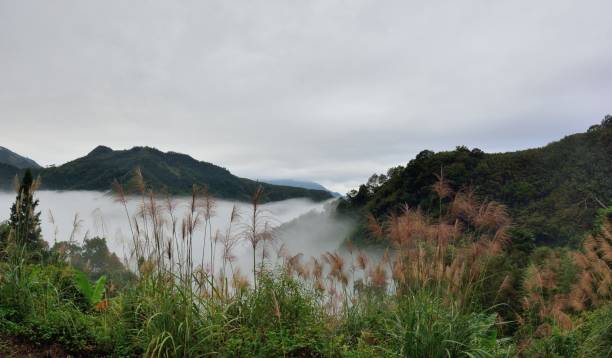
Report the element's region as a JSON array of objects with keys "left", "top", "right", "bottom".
[
  {"left": 0, "top": 167, "right": 611, "bottom": 356},
  {"left": 0, "top": 145, "right": 332, "bottom": 203},
  {"left": 338, "top": 116, "right": 612, "bottom": 246}
]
